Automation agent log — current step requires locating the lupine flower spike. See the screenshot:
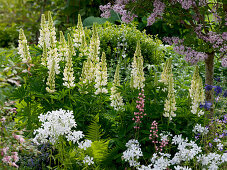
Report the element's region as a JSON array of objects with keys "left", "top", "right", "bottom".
[
  {"left": 189, "top": 66, "right": 205, "bottom": 116},
  {"left": 94, "top": 52, "right": 108, "bottom": 95},
  {"left": 130, "top": 41, "right": 145, "bottom": 89},
  {"left": 18, "top": 28, "right": 31, "bottom": 62},
  {"left": 58, "top": 31, "right": 68, "bottom": 61},
  {"left": 73, "top": 14, "right": 85, "bottom": 48},
  {"left": 162, "top": 59, "right": 177, "bottom": 120},
  {"left": 110, "top": 64, "right": 124, "bottom": 111},
  {"left": 89, "top": 24, "right": 100, "bottom": 64},
  {"left": 62, "top": 34, "right": 75, "bottom": 88}
]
